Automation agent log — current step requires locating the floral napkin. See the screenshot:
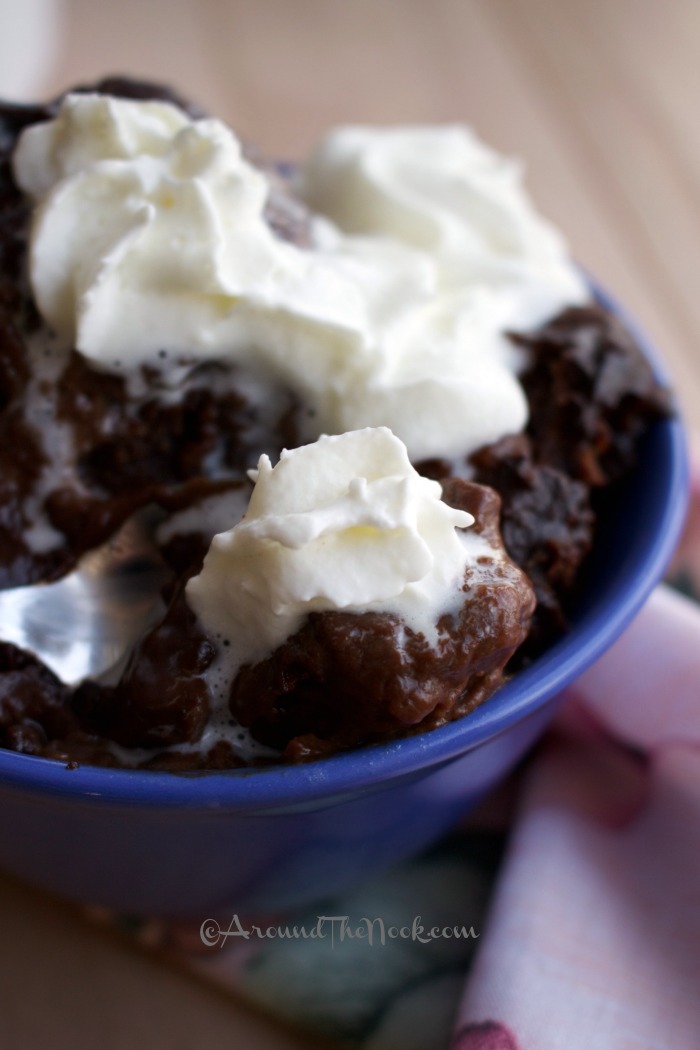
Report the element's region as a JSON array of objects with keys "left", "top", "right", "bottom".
[{"left": 95, "top": 453, "right": 700, "bottom": 1050}]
